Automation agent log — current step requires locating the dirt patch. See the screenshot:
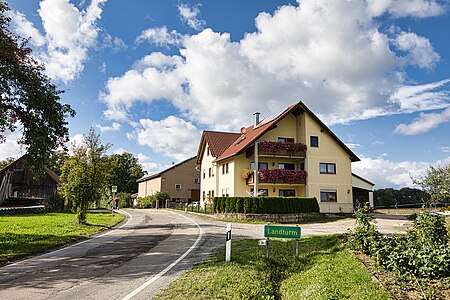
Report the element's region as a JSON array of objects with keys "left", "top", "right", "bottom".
[{"left": 356, "top": 253, "right": 450, "bottom": 299}]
